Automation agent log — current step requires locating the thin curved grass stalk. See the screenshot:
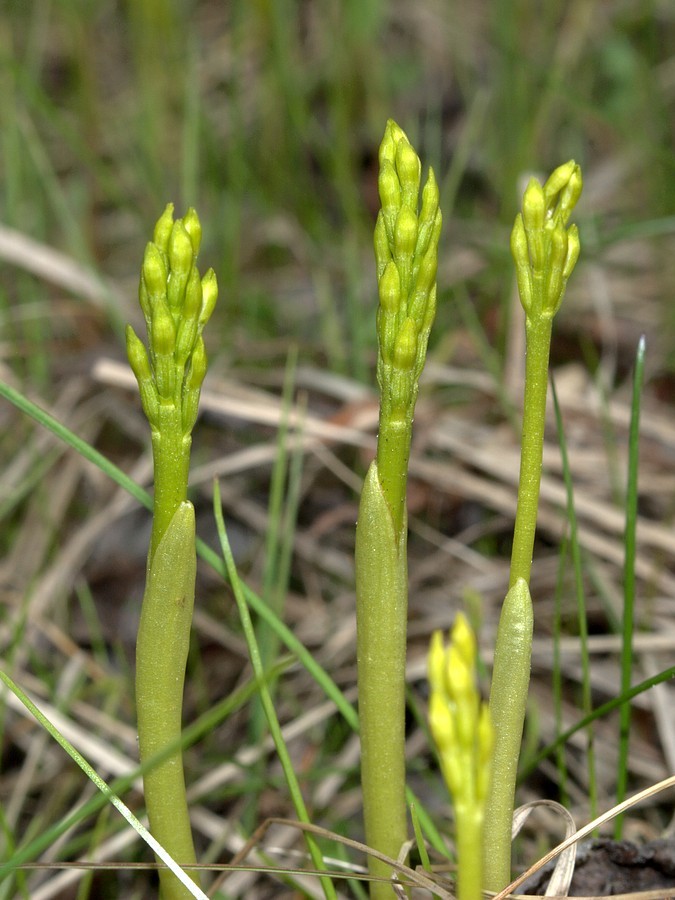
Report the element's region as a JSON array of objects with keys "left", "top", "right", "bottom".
[{"left": 212, "top": 480, "right": 337, "bottom": 900}]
